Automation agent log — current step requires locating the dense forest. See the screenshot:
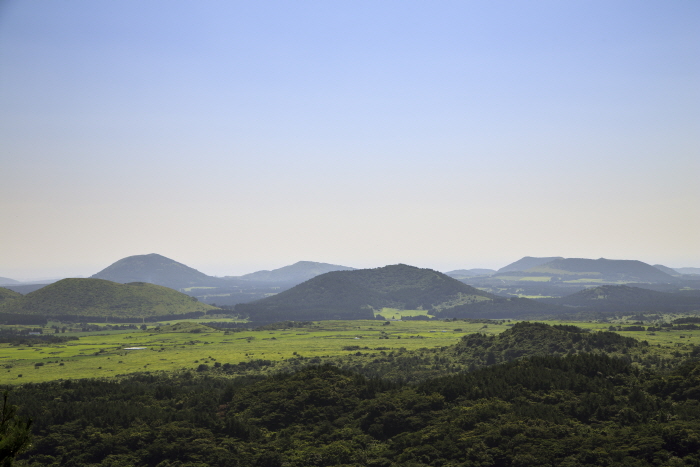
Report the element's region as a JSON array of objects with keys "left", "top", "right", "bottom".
[{"left": 4, "top": 323, "right": 700, "bottom": 466}]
